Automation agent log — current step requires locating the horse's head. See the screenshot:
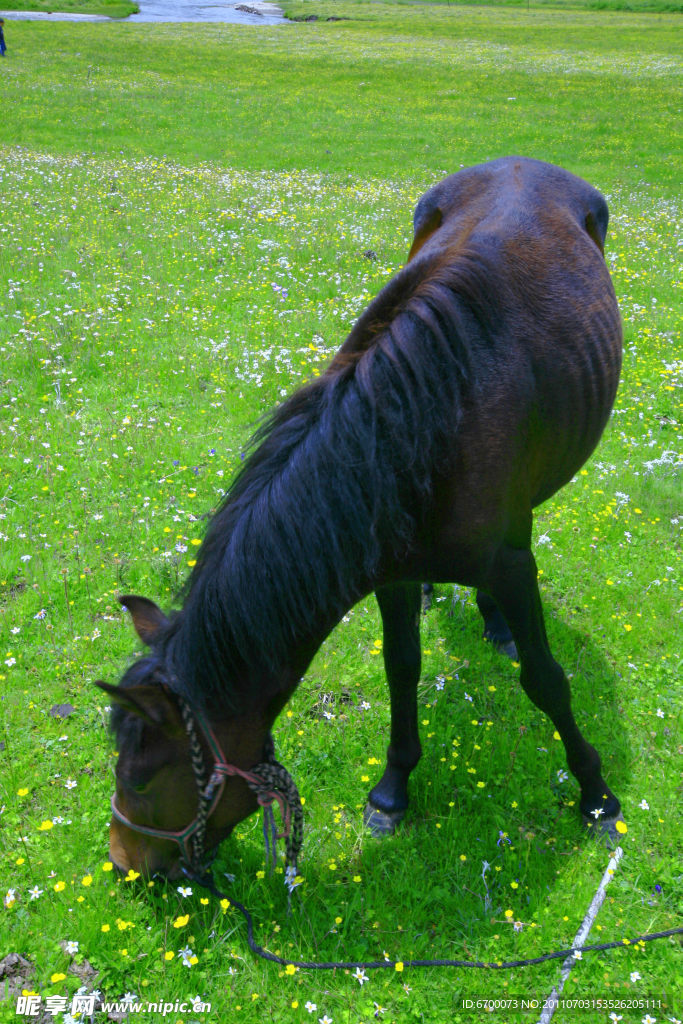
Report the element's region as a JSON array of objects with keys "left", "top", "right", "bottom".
[{"left": 96, "top": 596, "right": 267, "bottom": 879}]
